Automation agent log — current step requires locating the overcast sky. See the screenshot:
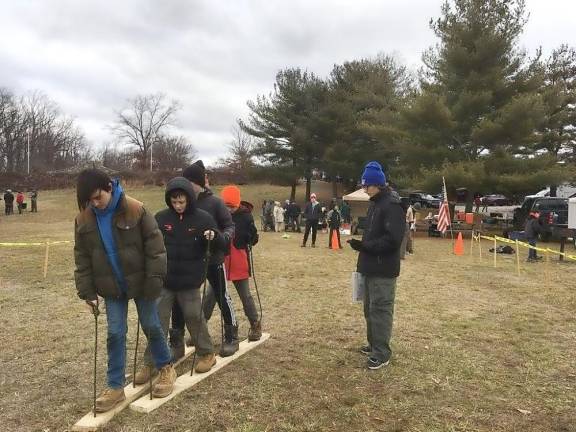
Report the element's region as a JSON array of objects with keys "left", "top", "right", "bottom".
[{"left": 1, "top": 0, "right": 574, "bottom": 165}]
